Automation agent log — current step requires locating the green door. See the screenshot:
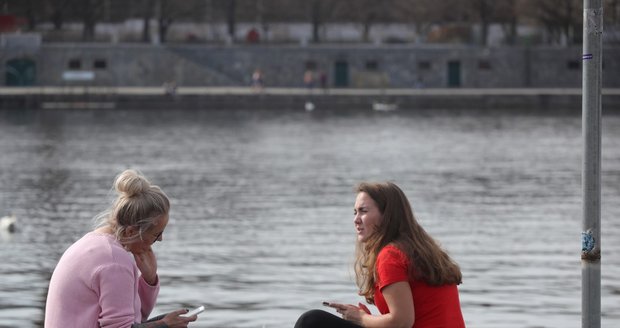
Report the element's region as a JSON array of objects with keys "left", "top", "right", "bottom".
[
  {"left": 6, "top": 58, "right": 36, "bottom": 86},
  {"left": 447, "top": 60, "right": 461, "bottom": 87},
  {"left": 334, "top": 60, "right": 348, "bottom": 87}
]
